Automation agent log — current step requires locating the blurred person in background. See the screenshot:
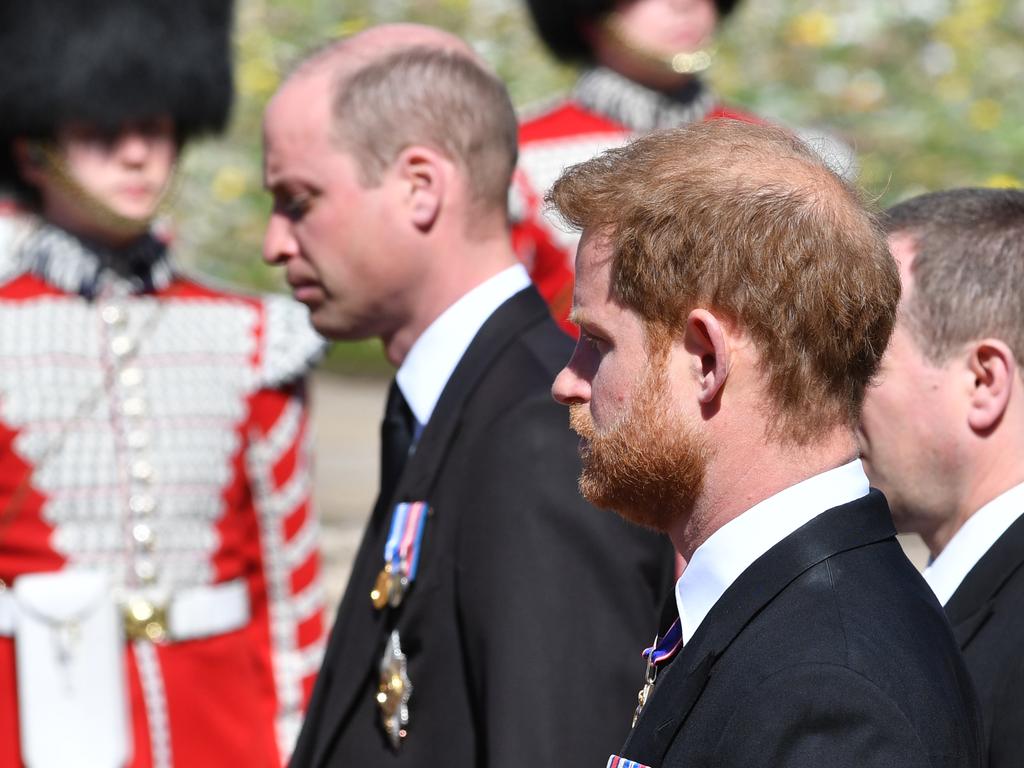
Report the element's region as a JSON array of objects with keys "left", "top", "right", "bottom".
[
  {"left": 860, "top": 188, "right": 1024, "bottom": 768},
  {"left": 263, "top": 23, "right": 674, "bottom": 767},
  {"left": 514, "top": 0, "right": 853, "bottom": 336},
  {"left": 0, "top": 1, "right": 324, "bottom": 766},
  {"left": 513, "top": 0, "right": 757, "bottom": 334}
]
